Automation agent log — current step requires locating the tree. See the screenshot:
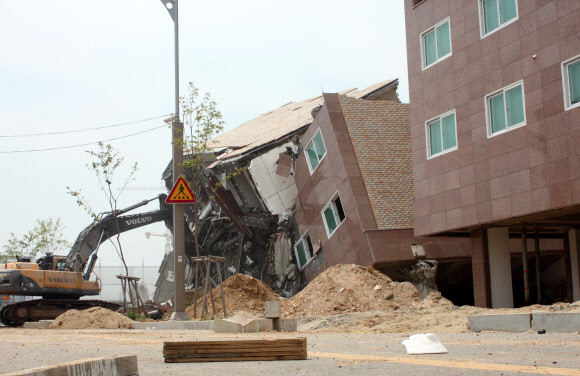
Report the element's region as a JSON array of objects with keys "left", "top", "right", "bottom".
[
  {"left": 179, "top": 82, "right": 229, "bottom": 258},
  {"left": 2, "top": 218, "right": 71, "bottom": 261},
  {"left": 67, "top": 142, "right": 138, "bottom": 275}
]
